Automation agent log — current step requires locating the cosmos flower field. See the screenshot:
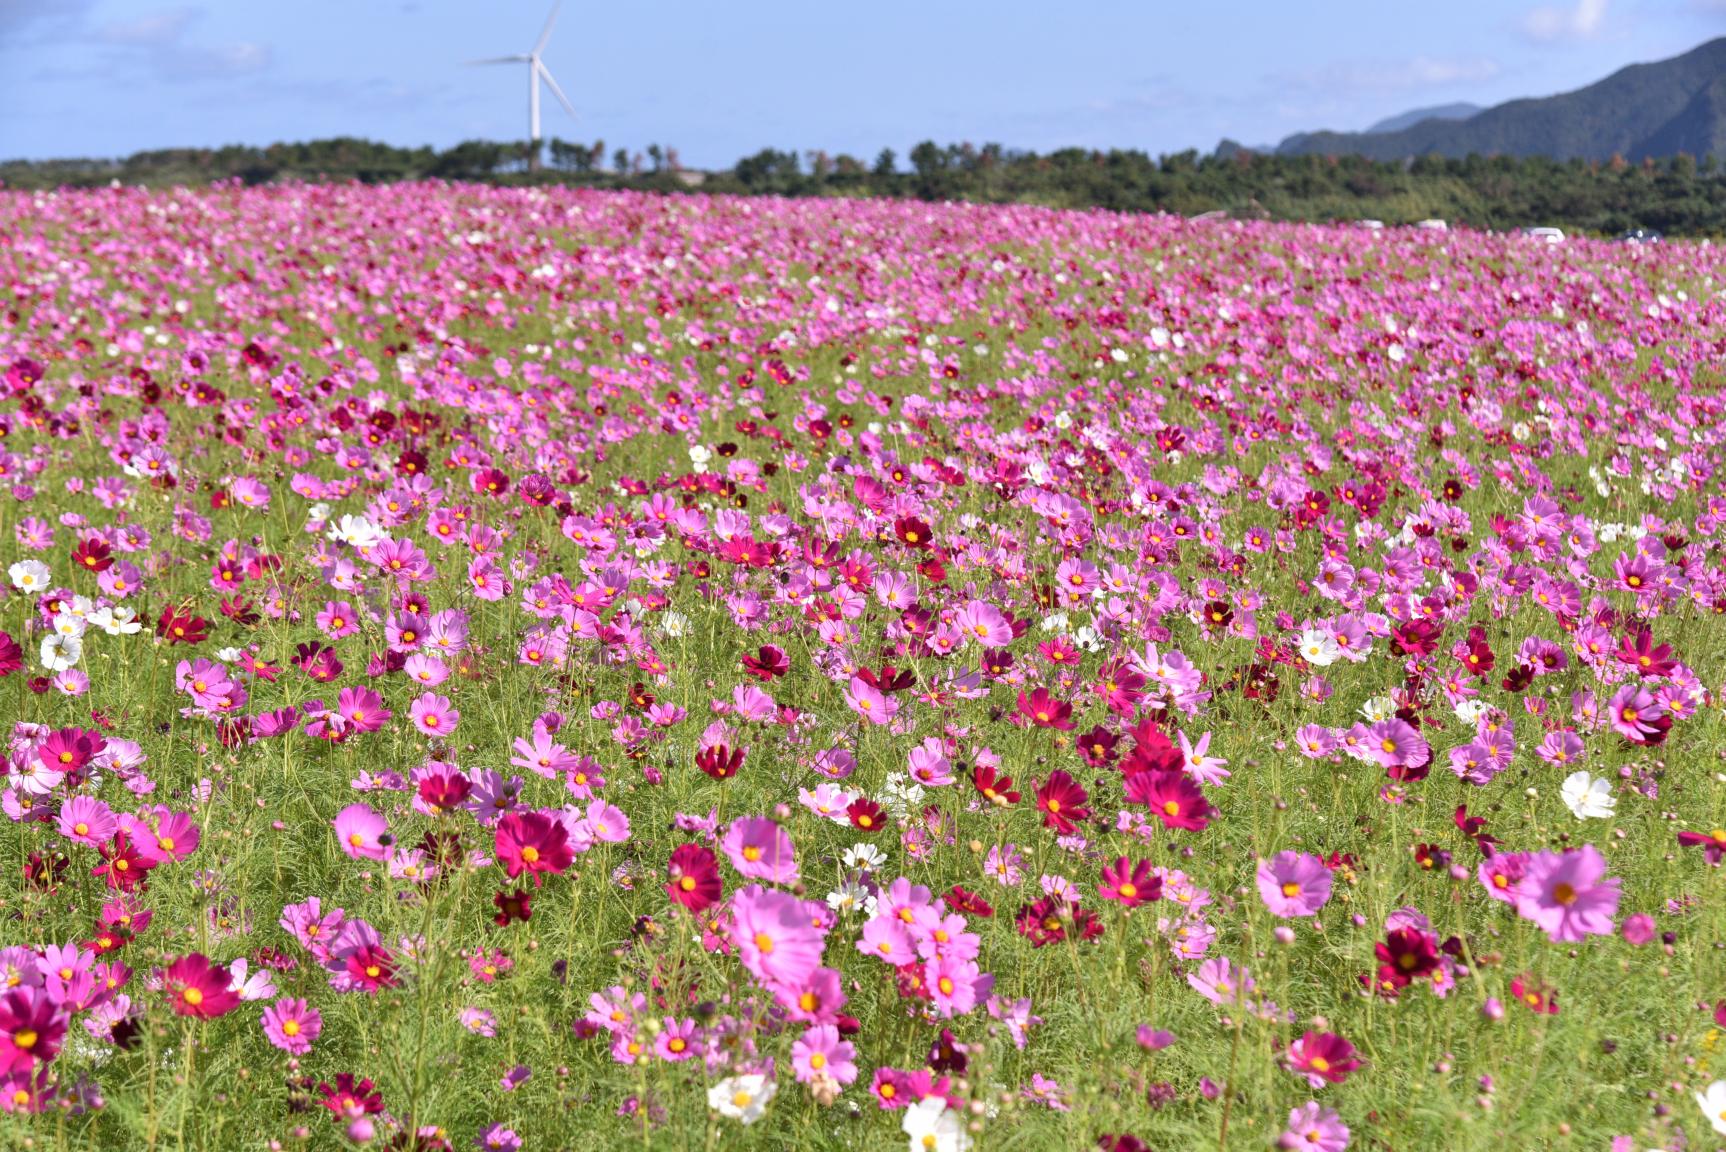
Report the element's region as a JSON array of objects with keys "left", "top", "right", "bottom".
[{"left": 3, "top": 184, "right": 1726, "bottom": 1152}]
